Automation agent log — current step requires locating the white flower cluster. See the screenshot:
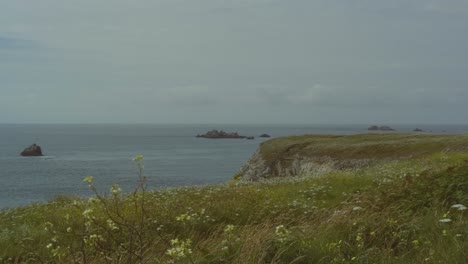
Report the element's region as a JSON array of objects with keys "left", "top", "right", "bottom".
[
  {"left": 451, "top": 204, "right": 467, "bottom": 211},
  {"left": 166, "top": 238, "right": 193, "bottom": 260},
  {"left": 176, "top": 208, "right": 214, "bottom": 224},
  {"left": 275, "top": 225, "right": 291, "bottom": 243}
]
